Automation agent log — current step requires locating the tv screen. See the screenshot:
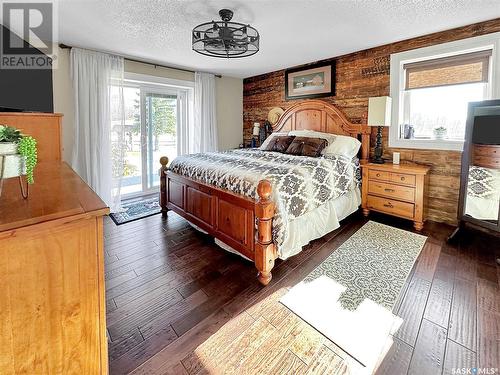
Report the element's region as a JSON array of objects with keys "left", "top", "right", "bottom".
[
  {"left": 472, "top": 115, "right": 500, "bottom": 145},
  {"left": 0, "top": 26, "right": 53, "bottom": 113}
]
